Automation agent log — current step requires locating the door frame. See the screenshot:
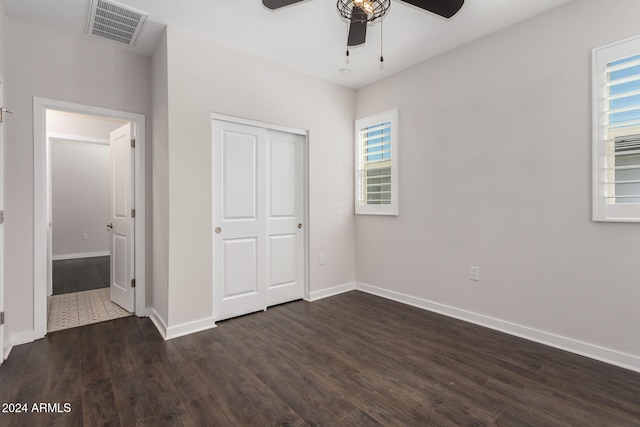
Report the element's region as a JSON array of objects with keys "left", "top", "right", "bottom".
[
  {"left": 34, "top": 97, "right": 146, "bottom": 339},
  {"left": 211, "top": 112, "right": 310, "bottom": 317}
]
